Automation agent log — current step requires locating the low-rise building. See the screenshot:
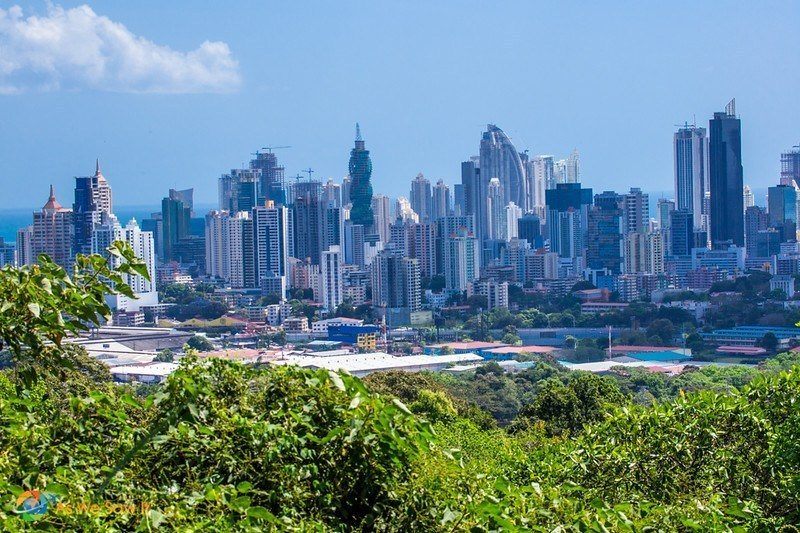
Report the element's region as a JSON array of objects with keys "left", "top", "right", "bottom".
[
  {"left": 769, "top": 275, "right": 796, "bottom": 299},
  {"left": 312, "top": 317, "right": 364, "bottom": 335},
  {"left": 283, "top": 316, "right": 310, "bottom": 333}
]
